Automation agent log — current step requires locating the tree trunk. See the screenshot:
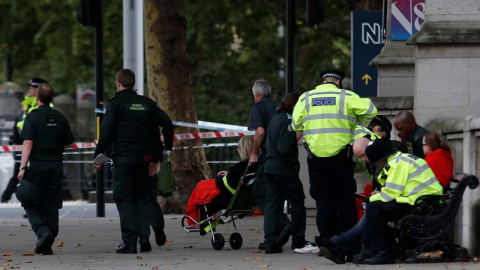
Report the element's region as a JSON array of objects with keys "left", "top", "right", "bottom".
[{"left": 144, "top": 0, "right": 211, "bottom": 213}]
